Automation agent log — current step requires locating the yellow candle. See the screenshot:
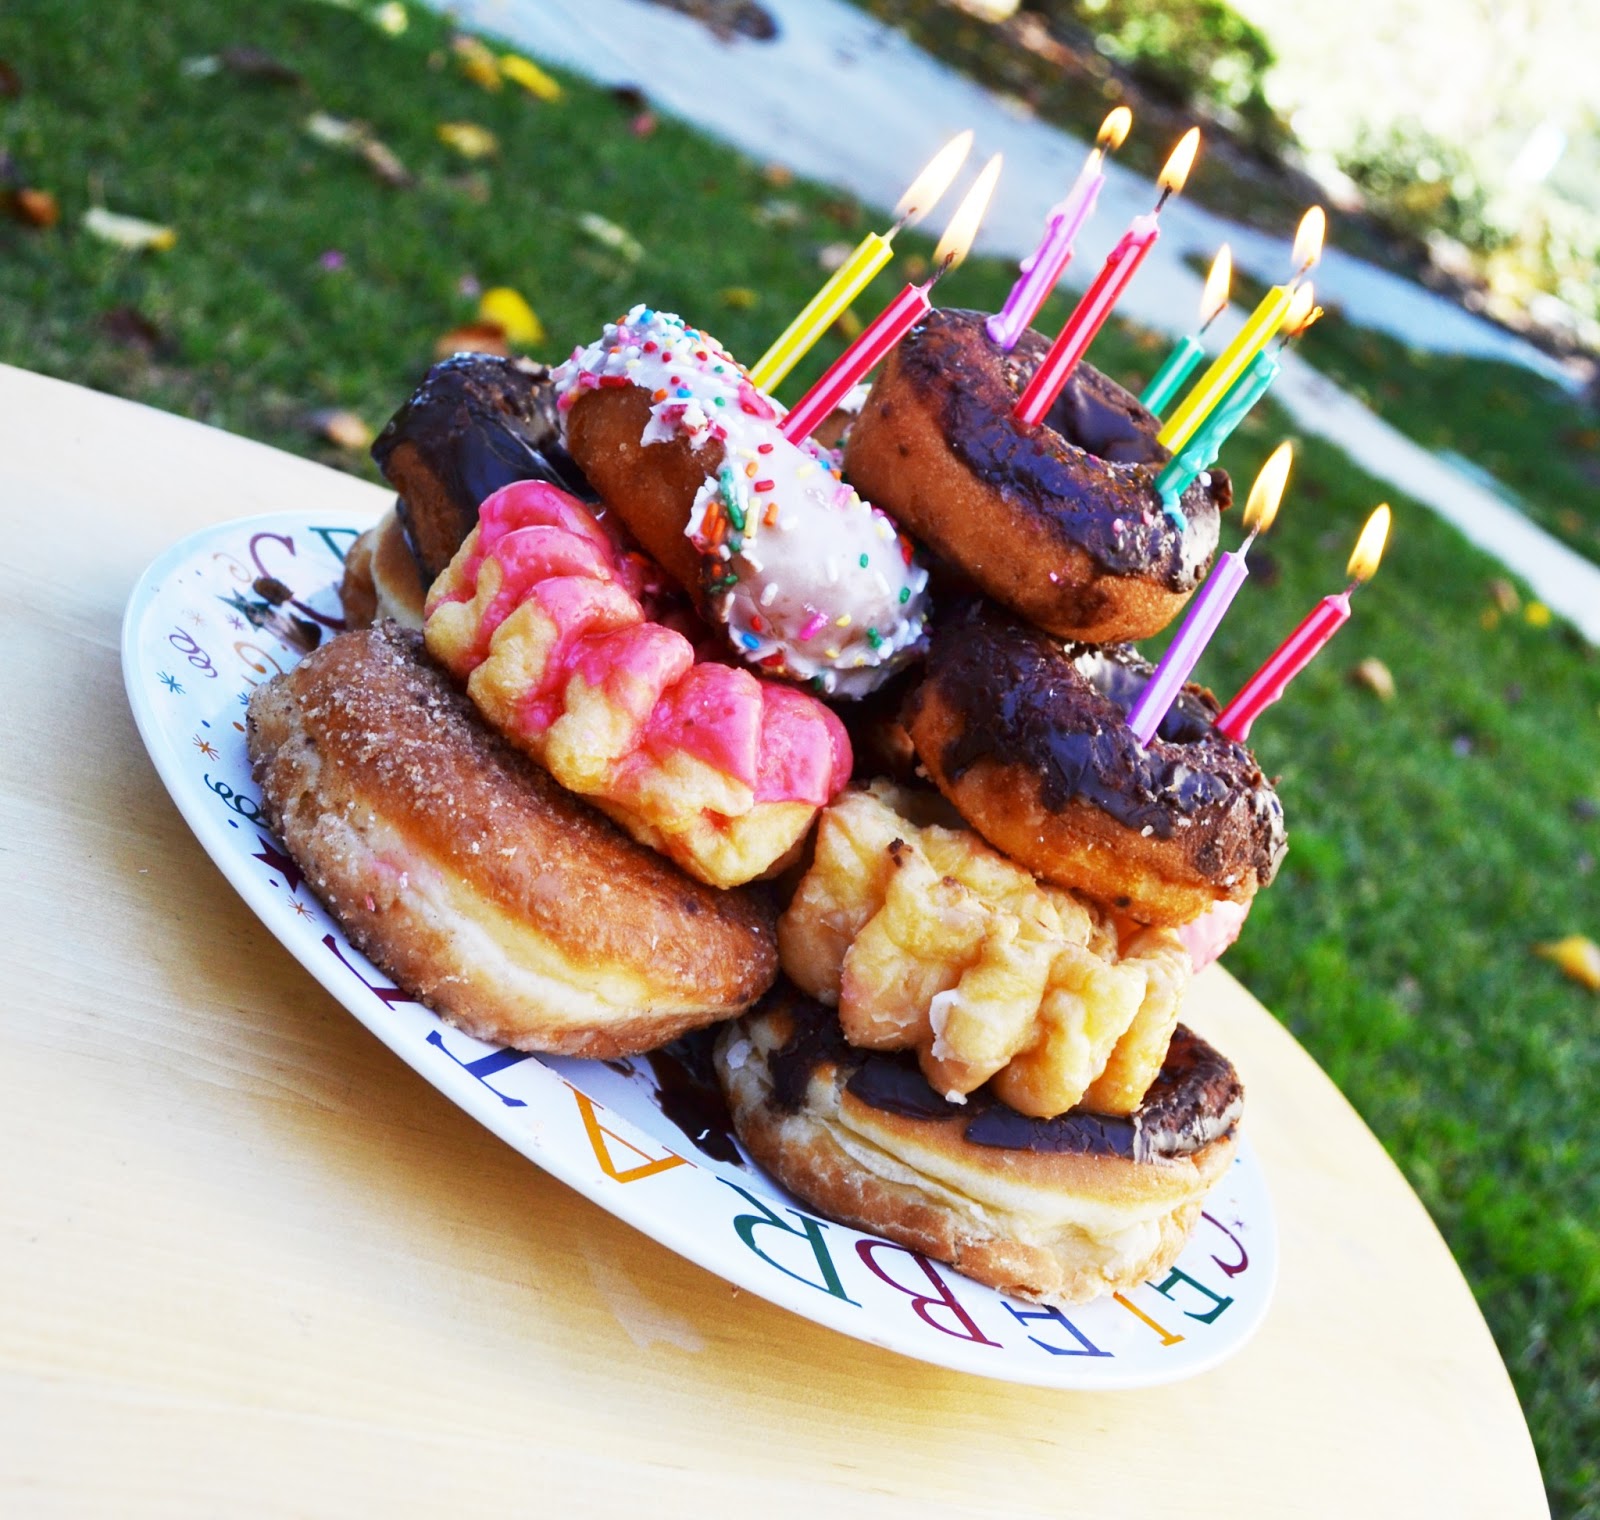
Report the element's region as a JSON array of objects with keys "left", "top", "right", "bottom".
[
  {"left": 1156, "top": 283, "right": 1293, "bottom": 451},
  {"left": 748, "top": 231, "right": 895, "bottom": 392}
]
